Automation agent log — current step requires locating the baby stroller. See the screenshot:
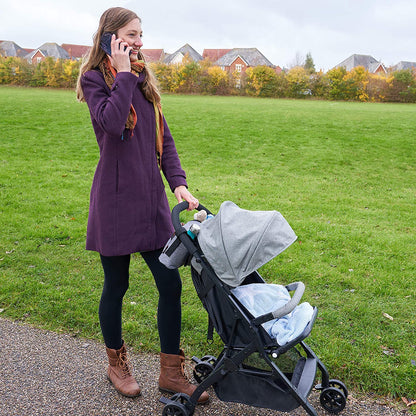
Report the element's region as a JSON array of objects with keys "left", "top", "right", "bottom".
[{"left": 159, "top": 201, "right": 348, "bottom": 416}]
